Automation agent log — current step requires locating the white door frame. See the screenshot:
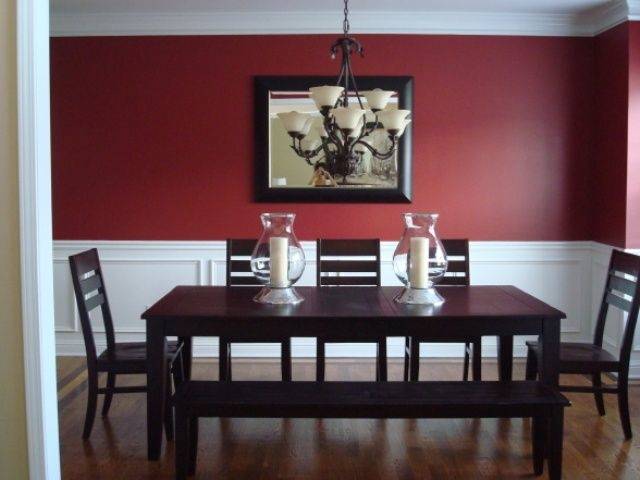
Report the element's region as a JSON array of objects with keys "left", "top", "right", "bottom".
[{"left": 17, "top": 0, "right": 61, "bottom": 478}]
